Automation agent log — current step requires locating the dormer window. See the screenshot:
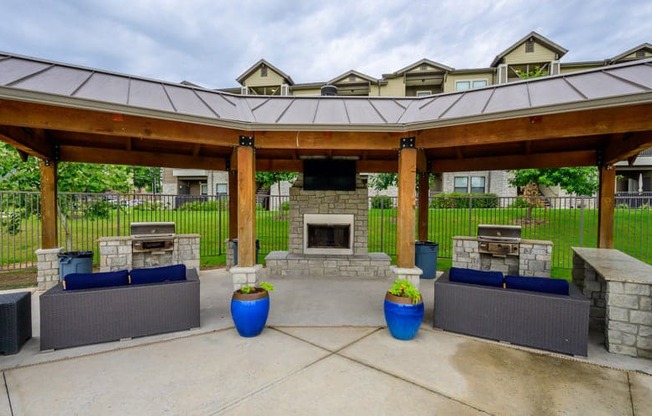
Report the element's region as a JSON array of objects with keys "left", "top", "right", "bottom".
[
  {"left": 261, "top": 66, "right": 268, "bottom": 77},
  {"left": 525, "top": 40, "right": 535, "bottom": 53}
]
